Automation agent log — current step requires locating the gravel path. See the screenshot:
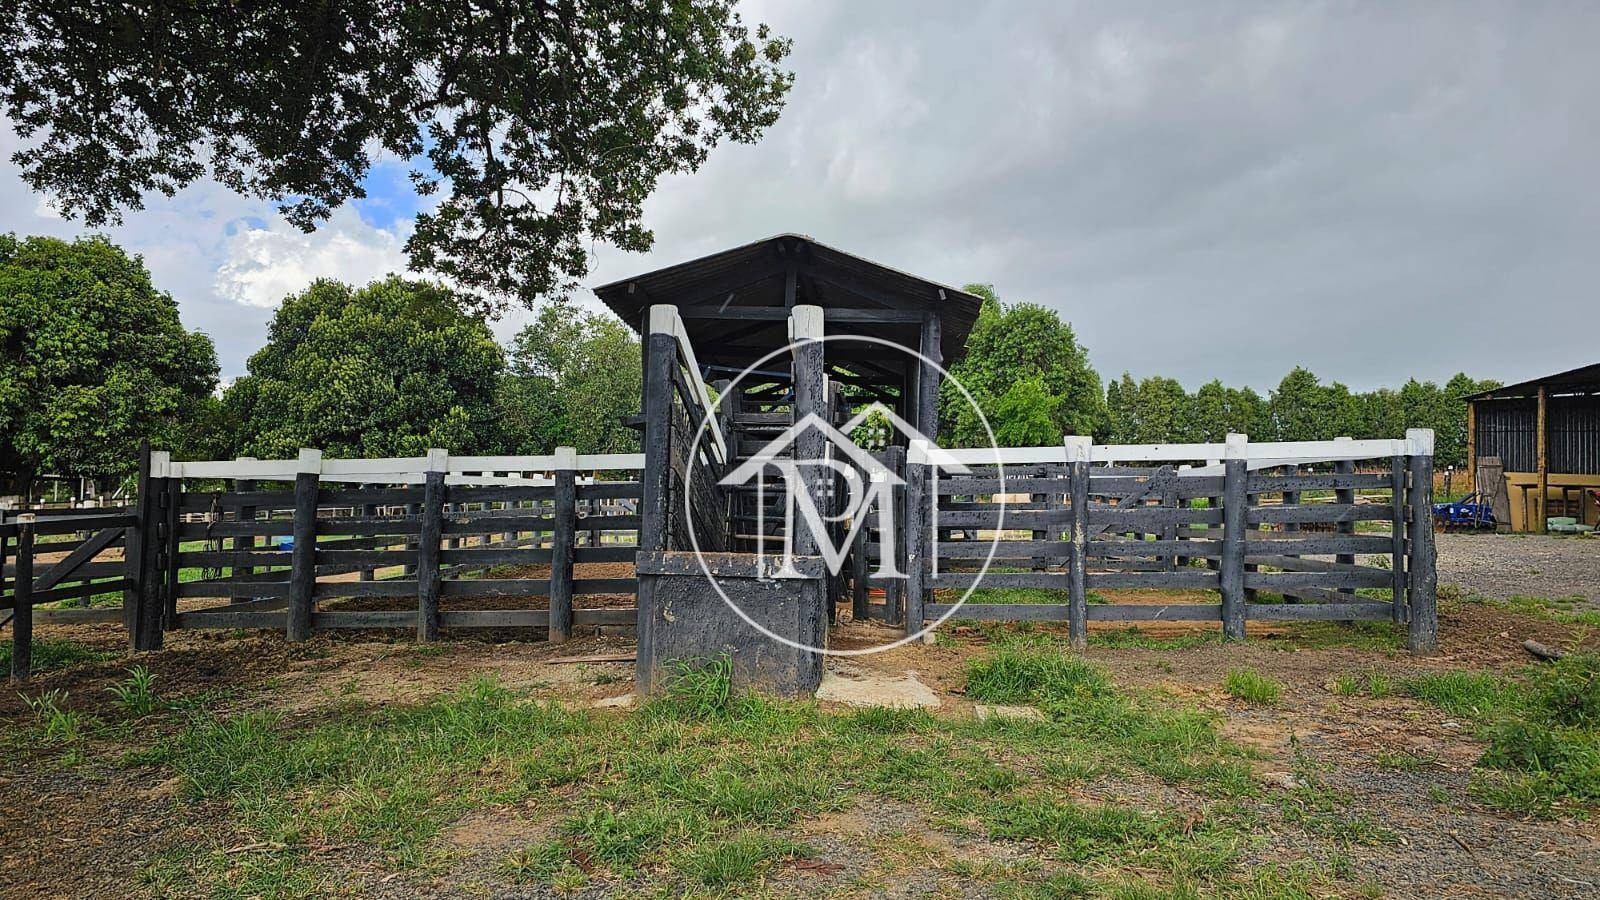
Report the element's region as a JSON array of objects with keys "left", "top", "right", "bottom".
[{"left": 1436, "top": 532, "right": 1598, "bottom": 606}]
